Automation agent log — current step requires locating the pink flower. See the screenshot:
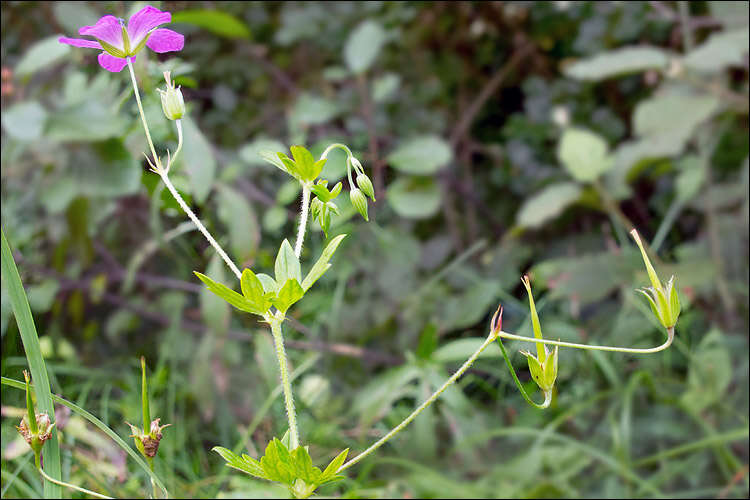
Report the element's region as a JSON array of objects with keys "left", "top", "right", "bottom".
[{"left": 59, "top": 5, "right": 183, "bottom": 73}]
